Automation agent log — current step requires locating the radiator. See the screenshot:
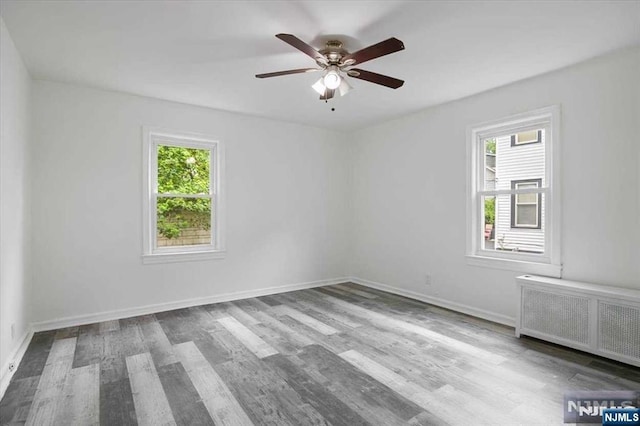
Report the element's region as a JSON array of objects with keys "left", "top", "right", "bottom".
[{"left": 516, "top": 275, "right": 640, "bottom": 367}]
